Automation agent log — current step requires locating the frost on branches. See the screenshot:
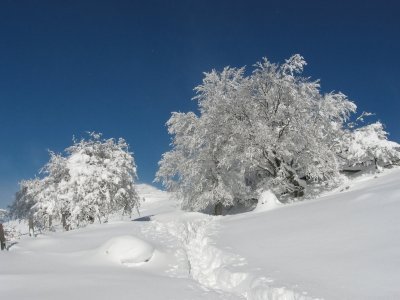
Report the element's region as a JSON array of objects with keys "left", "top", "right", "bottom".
[
  {"left": 10, "top": 133, "right": 140, "bottom": 230},
  {"left": 156, "top": 54, "right": 400, "bottom": 213},
  {"left": 341, "top": 122, "right": 400, "bottom": 170}
]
